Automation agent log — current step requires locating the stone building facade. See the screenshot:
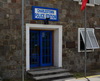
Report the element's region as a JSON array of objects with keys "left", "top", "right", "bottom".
[{"left": 0, "top": 0, "right": 100, "bottom": 79}]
